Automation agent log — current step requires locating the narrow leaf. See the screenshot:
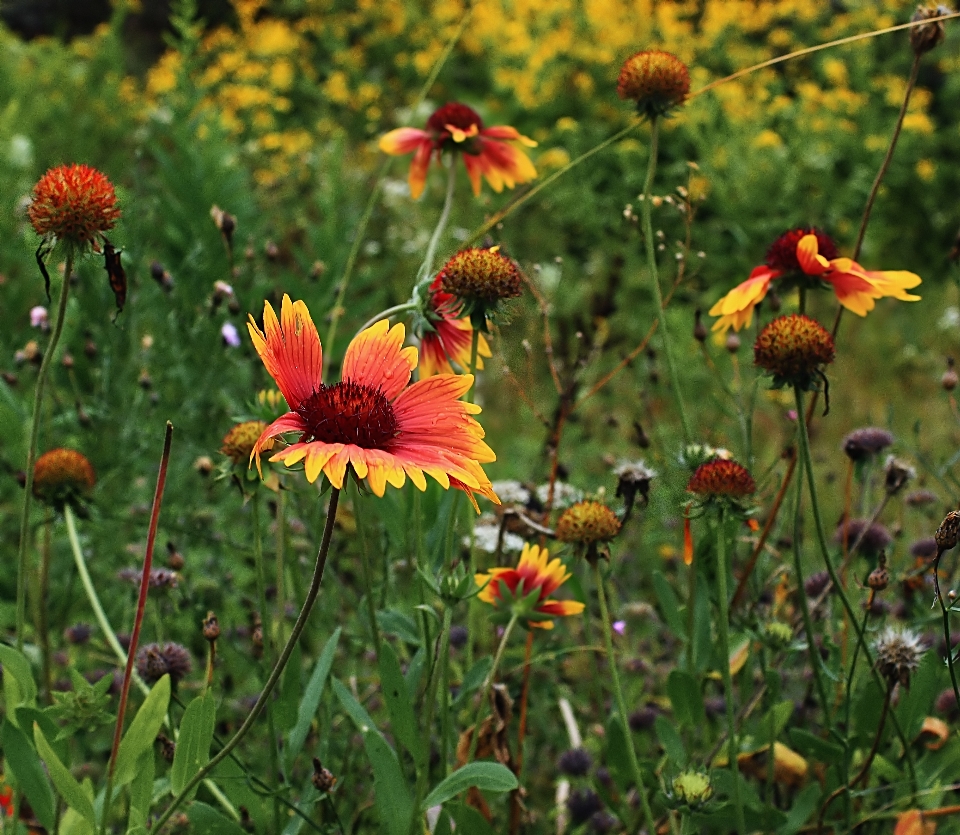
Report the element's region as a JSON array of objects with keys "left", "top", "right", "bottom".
[
  {"left": 666, "top": 670, "right": 705, "bottom": 728},
  {"left": 34, "top": 722, "right": 95, "bottom": 823},
  {"left": 126, "top": 749, "right": 155, "bottom": 835},
  {"left": 364, "top": 728, "right": 412, "bottom": 835},
  {"left": 379, "top": 642, "right": 424, "bottom": 763},
  {"left": 332, "top": 678, "right": 382, "bottom": 739},
  {"left": 0, "top": 644, "right": 38, "bottom": 722},
  {"left": 1, "top": 720, "right": 56, "bottom": 832},
  {"left": 187, "top": 801, "right": 248, "bottom": 835},
  {"left": 170, "top": 690, "right": 216, "bottom": 797},
  {"left": 286, "top": 627, "right": 340, "bottom": 771},
  {"left": 422, "top": 762, "right": 518, "bottom": 809},
  {"left": 114, "top": 675, "right": 171, "bottom": 789},
  {"left": 447, "top": 802, "right": 499, "bottom": 835}
]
